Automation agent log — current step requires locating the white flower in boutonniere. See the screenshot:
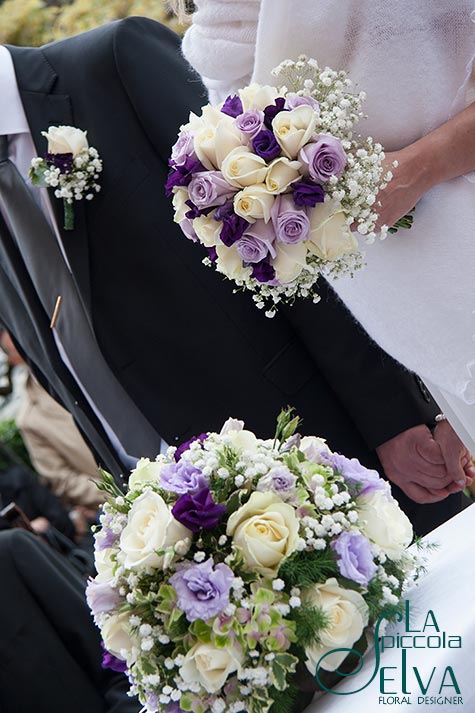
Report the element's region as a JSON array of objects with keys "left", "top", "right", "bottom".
[{"left": 29, "top": 125, "right": 103, "bottom": 231}]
